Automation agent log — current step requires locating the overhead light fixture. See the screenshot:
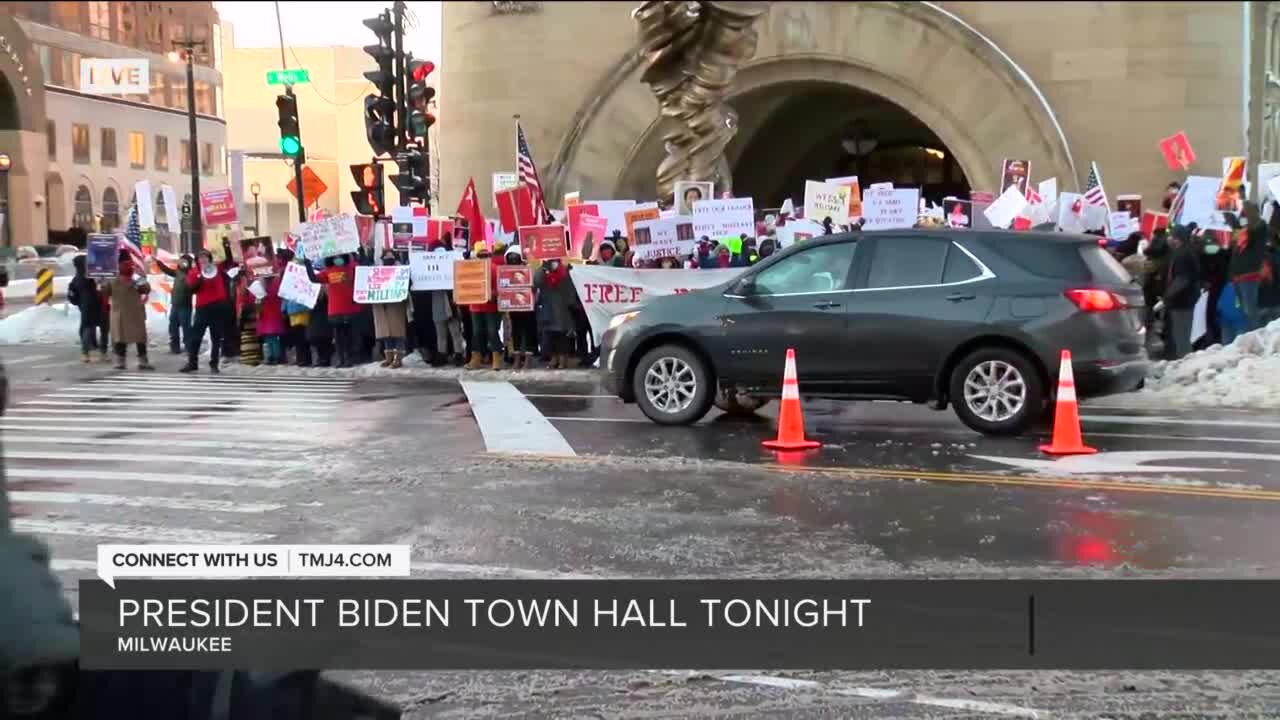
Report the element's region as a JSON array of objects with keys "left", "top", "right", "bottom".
[{"left": 925, "top": 148, "right": 945, "bottom": 160}]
